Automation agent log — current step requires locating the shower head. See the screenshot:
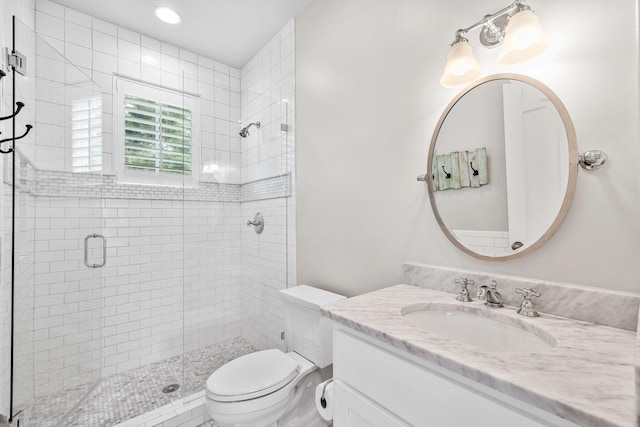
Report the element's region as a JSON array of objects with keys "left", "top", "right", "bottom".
[{"left": 239, "top": 121, "right": 261, "bottom": 138}]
